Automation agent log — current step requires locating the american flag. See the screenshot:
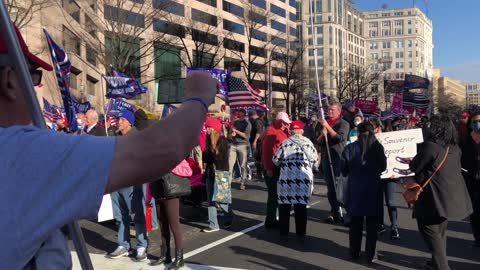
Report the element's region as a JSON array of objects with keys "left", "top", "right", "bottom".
[
  {"left": 403, "top": 92, "right": 430, "bottom": 109},
  {"left": 42, "top": 98, "right": 61, "bottom": 123},
  {"left": 227, "top": 76, "right": 268, "bottom": 110}
]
